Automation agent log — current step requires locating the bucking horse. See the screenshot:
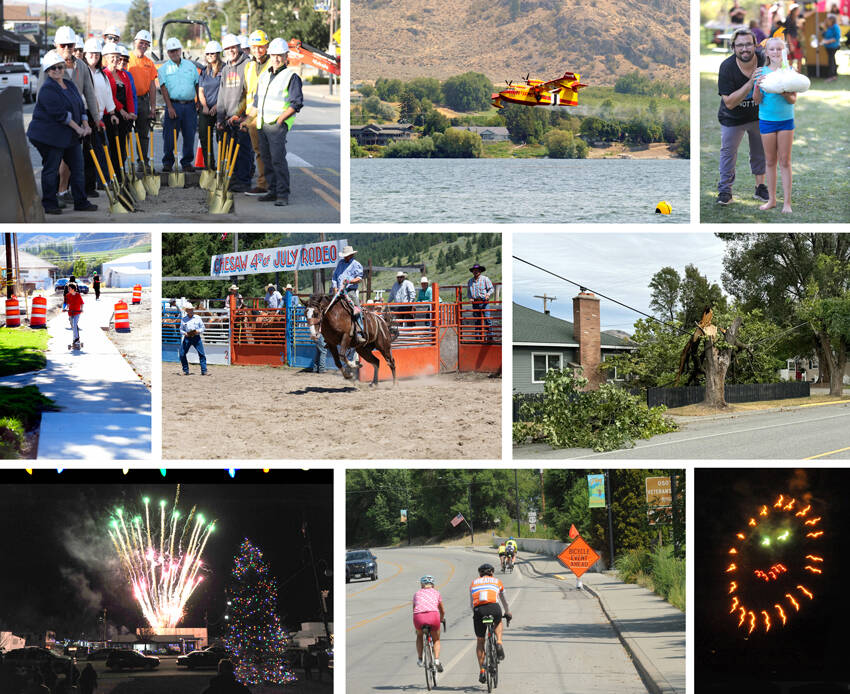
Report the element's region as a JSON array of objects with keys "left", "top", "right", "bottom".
[{"left": 305, "top": 293, "right": 399, "bottom": 386}]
